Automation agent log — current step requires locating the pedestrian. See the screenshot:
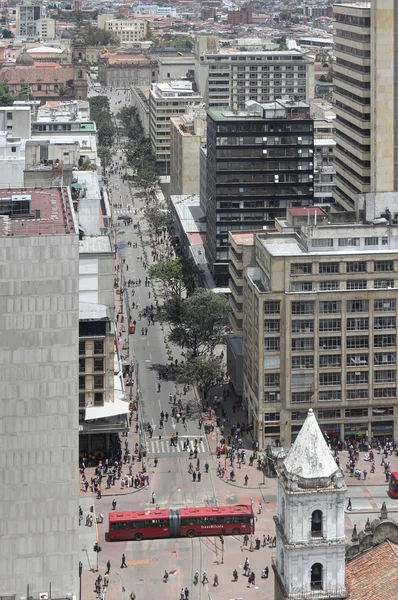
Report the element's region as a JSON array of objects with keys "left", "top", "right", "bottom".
[
  {"left": 121, "top": 554, "right": 127, "bottom": 568},
  {"left": 184, "top": 587, "right": 189, "bottom": 600},
  {"left": 106, "top": 560, "right": 111, "bottom": 574},
  {"left": 244, "top": 474, "right": 249, "bottom": 485},
  {"left": 347, "top": 498, "right": 352, "bottom": 511},
  {"left": 180, "top": 588, "right": 185, "bottom": 600},
  {"left": 233, "top": 569, "right": 238, "bottom": 582},
  {"left": 363, "top": 469, "right": 367, "bottom": 480},
  {"left": 197, "top": 471, "right": 201, "bottom": 482},
  {"left": 262, "top": 534, "right": 267, "bottom": 547},
  {"left": 258, "top": 502, "right": 262, "bottom": 514},
  {"left": 243, "top": 534, "right": 249, "bottom": 546},
  {"left": 244, "top": 558, "right": 250, "bottom": 576},
  {"left": 152, "top": 492, "right": 156, "bottom": 504},
  {"left": 104, "top": 574, "right": 109, "bottom": 587}
]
